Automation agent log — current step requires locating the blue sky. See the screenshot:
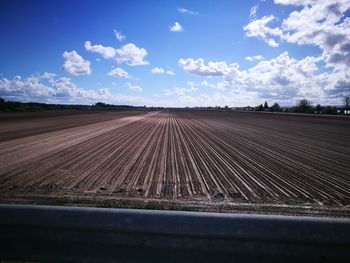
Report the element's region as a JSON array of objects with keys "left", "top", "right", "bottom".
[{"left": 0, "top": 0, "right": 349, "bottom": 107}]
